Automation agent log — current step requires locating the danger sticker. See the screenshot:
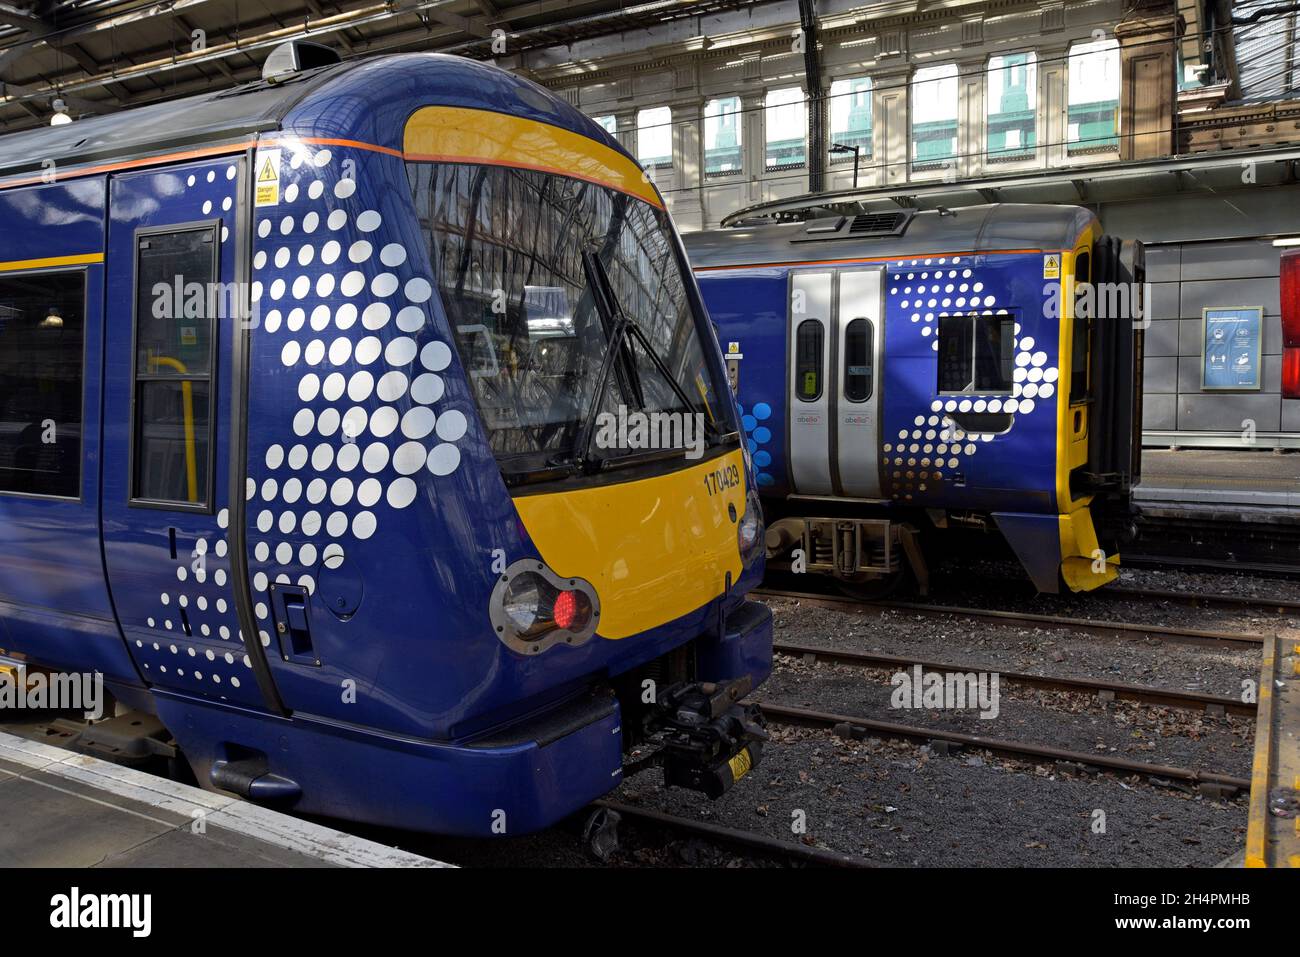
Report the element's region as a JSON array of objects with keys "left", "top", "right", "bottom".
[
  {"left": 254, "top": 149, "right": 281, "bottom": 207},
  {"left": 1043, "top": 253, "right": 1061, "bottom": 279}
]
